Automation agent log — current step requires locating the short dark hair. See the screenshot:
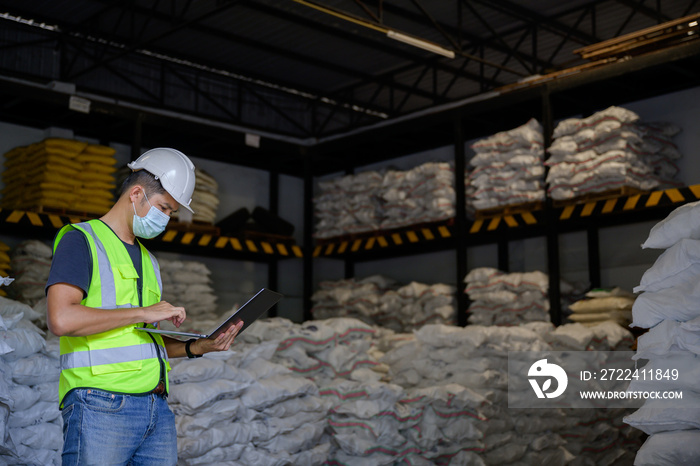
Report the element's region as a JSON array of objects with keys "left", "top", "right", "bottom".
[{"left": 119, "top": 169, "right": 166, "bottom": 198}]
